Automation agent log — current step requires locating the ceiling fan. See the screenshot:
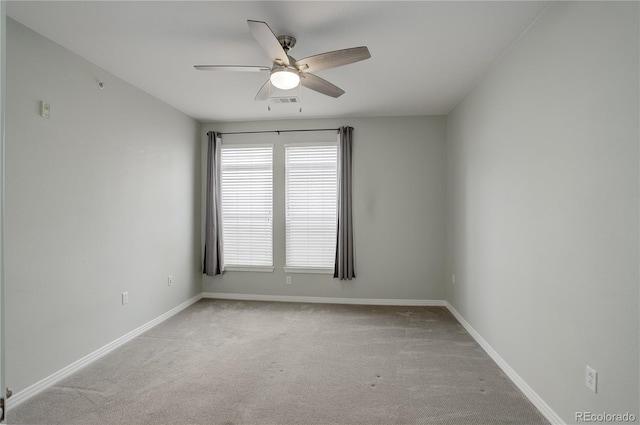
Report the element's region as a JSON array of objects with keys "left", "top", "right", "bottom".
[{"left": 195, "top": 20, "right": 371, "bottom": 100}]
